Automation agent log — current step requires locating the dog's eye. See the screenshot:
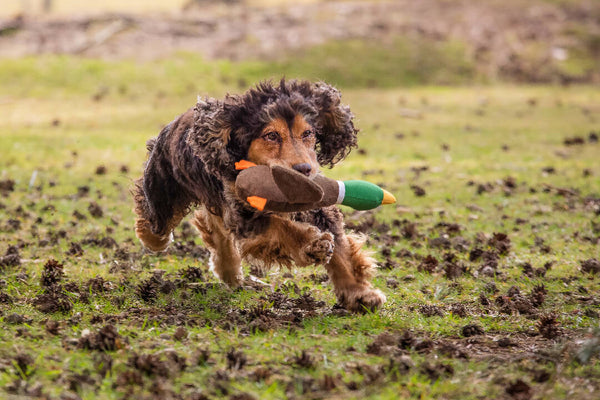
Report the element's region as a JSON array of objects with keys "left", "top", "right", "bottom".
[
  {"left": 301, "top": 130, "right": 314, "bottom": 140},
  {"left": 263, "top": 131, "right": 281, "bottom": 142}
]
